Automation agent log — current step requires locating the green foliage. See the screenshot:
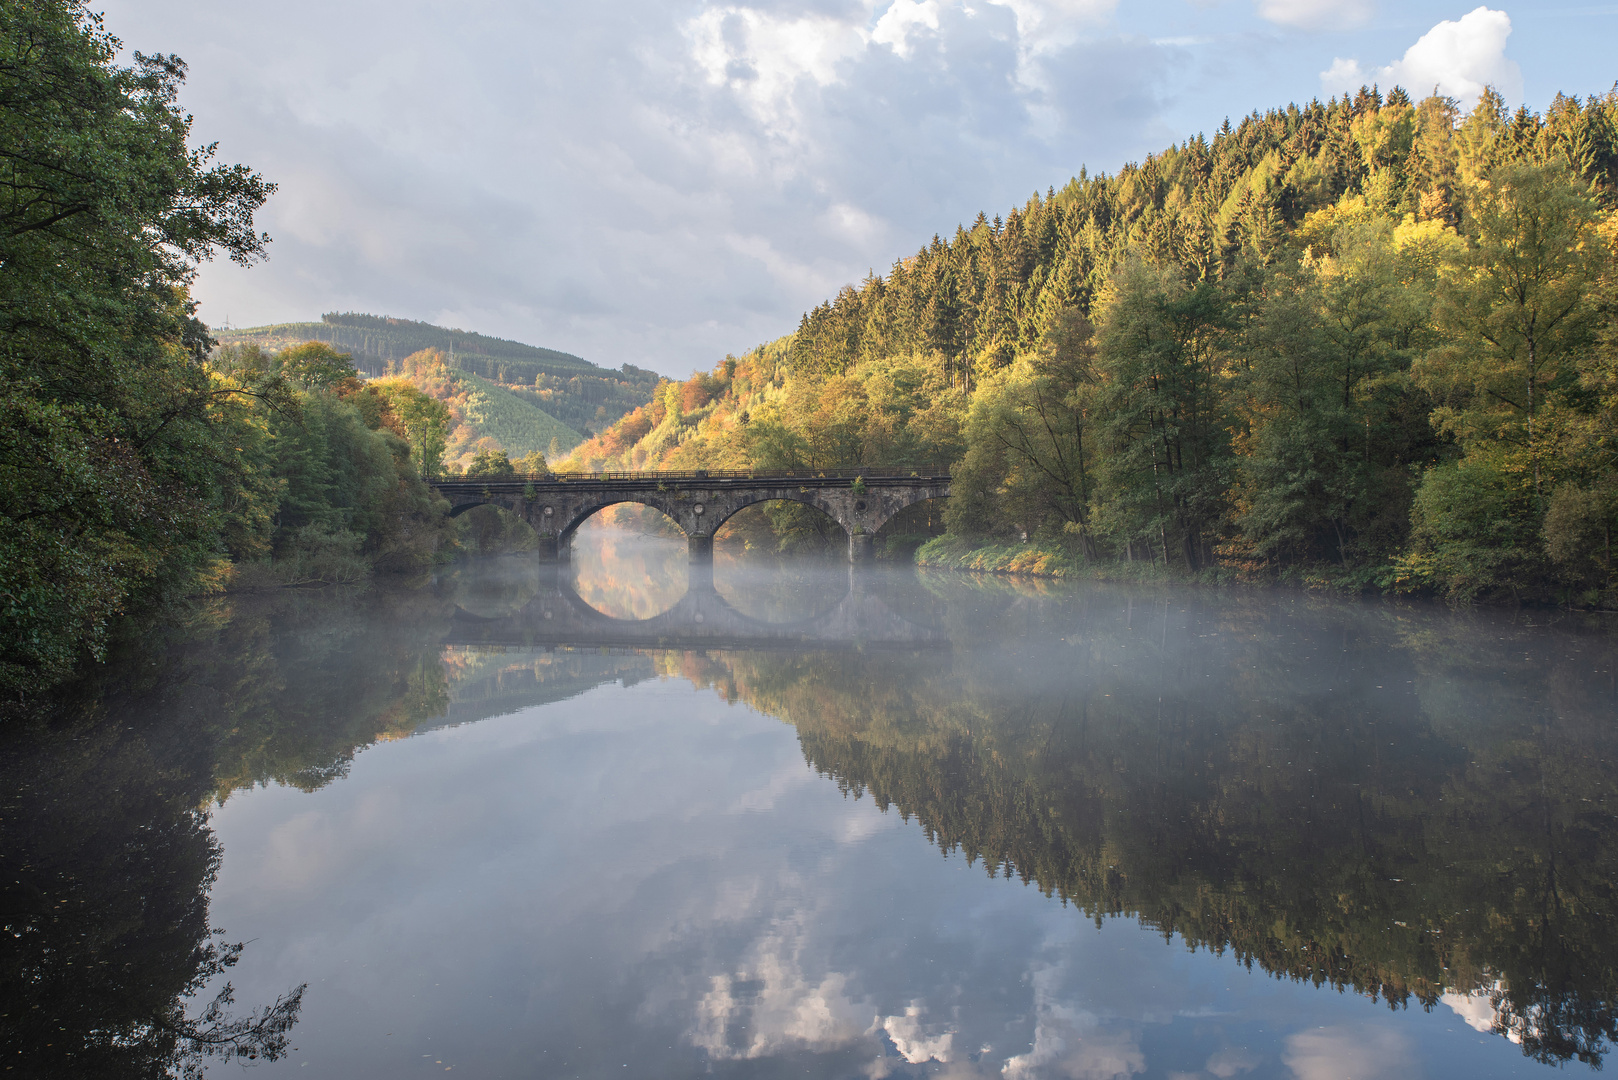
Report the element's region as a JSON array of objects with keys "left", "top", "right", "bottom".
[
  {"left": 464, "top": 448, "right": 515, "bottom": 477},
  {"left": 946, "top": 309, "right": 1098, "bottom": 551},
  {"left": 762, "top": 86, "right": 1615, "bottom": 600},
  {"left": 372, "top": 378, "right": 451, "bottom": 477},
  {"left": 1233, "top": 221, "right": 1447, "bottom": 566},
  {"left": 1395, "top": 456, "right": 1544, "bottom": 601},
  {"left": 277, "top": 341, "right": 358, "bottom": 389},
  {"left": 1088, "top": 262, "right": 1237, "bottom": 569},
  {"left": 0, "top": 0, "right": 273, "bottom": 695}
]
